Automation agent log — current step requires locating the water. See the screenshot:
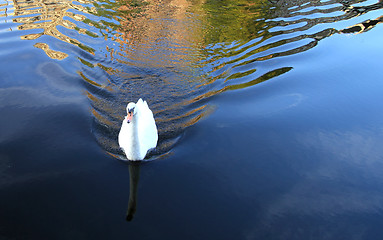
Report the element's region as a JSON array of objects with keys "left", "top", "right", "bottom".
[{"left": 1, "top": 0, "right": 383, "bottom": 239}]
